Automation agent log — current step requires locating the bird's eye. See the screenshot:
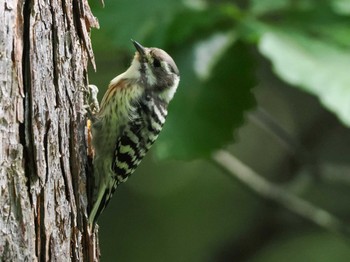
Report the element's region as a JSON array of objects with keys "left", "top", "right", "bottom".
[{"left": 153, "top": 58, "right": 161, "bottom": 68}]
